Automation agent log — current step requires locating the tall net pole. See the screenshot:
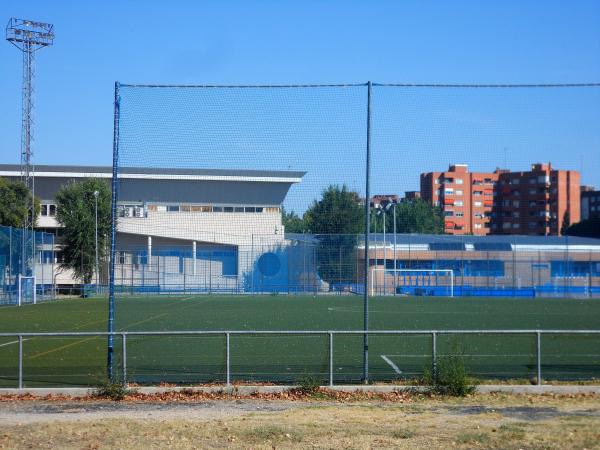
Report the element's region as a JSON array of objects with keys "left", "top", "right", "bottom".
[{"left": 6, "top": 18, "right": 54, "bottom": 276}]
